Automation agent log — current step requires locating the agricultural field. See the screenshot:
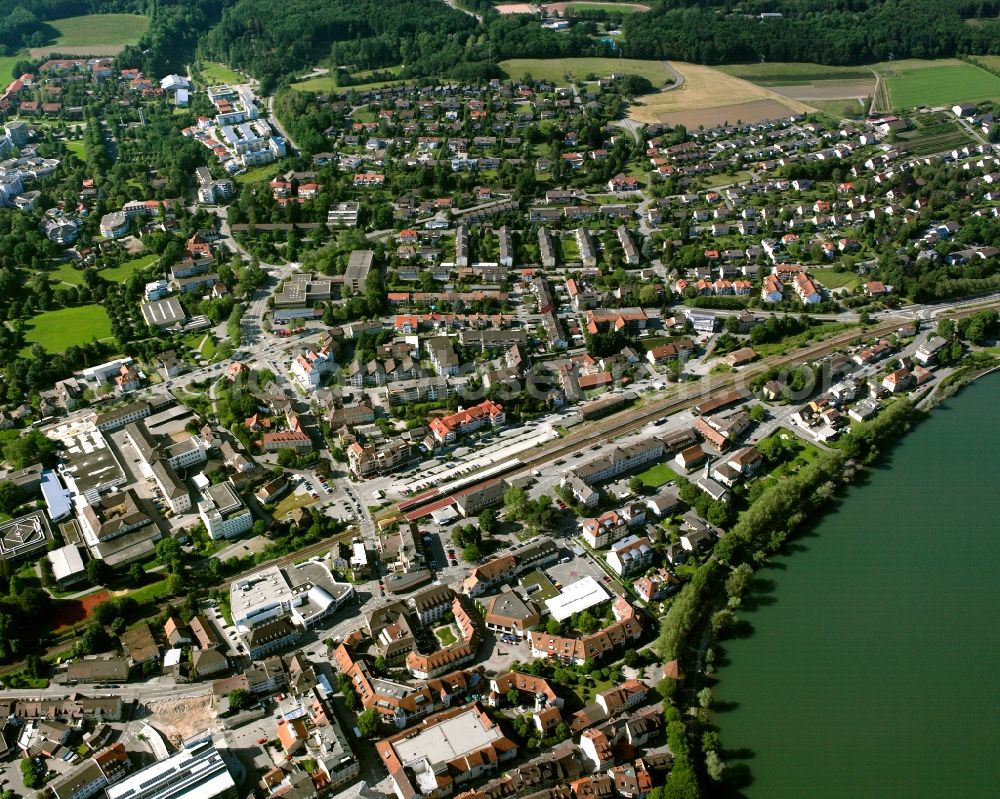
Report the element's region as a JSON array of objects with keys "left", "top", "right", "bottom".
[
  {"left": 975, "top": 55, "right": 1000, "bottom": 73},
  {"left": 500, "top": 57, "right": 672, "bottom": 86},
  {"left": 28, "top": 14, "right": 149, "bottom": 57},
  {"left": 100, "top": 253, "right": 158, "bottom": 282},
  {"left": 199, "top": 62, "right": 244, "bottom": 86},
  {"left": 628, "top": 62, "right": 813, "bottom": 127},
  {"left": 20, "top": 304, "right": 113, "bottom": 354},
  {"left": 883, "top": 60, "right": 1000, "bottom": 110},
  {"left": 716, "top": 63, "right": 875, "bottom": 85},
  {"left": 895, "top": 116, "right": 974, "bottom": 156}
]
